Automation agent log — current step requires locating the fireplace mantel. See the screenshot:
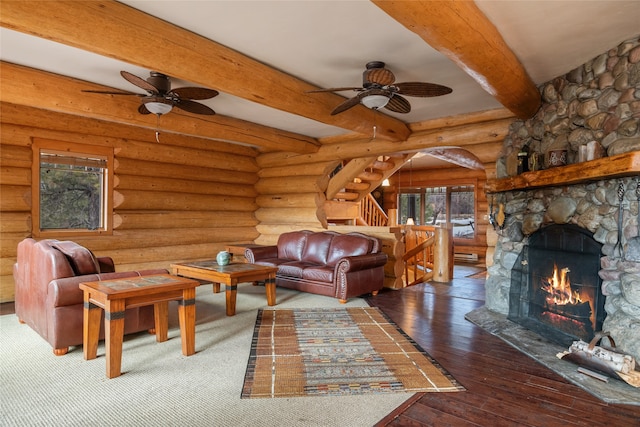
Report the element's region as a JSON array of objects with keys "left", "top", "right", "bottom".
[{"left": 485, "top": 151, "right": 640, "bottom": 194}]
